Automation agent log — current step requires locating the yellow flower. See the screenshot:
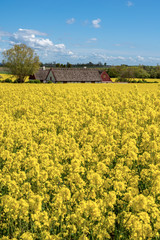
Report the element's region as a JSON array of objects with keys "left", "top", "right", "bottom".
[
  {"left": 0, "top": 83, "right": 159, "bottom": 239},
  {"left": 20, "top": 232, "right": 33, "bottom": 240}
]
